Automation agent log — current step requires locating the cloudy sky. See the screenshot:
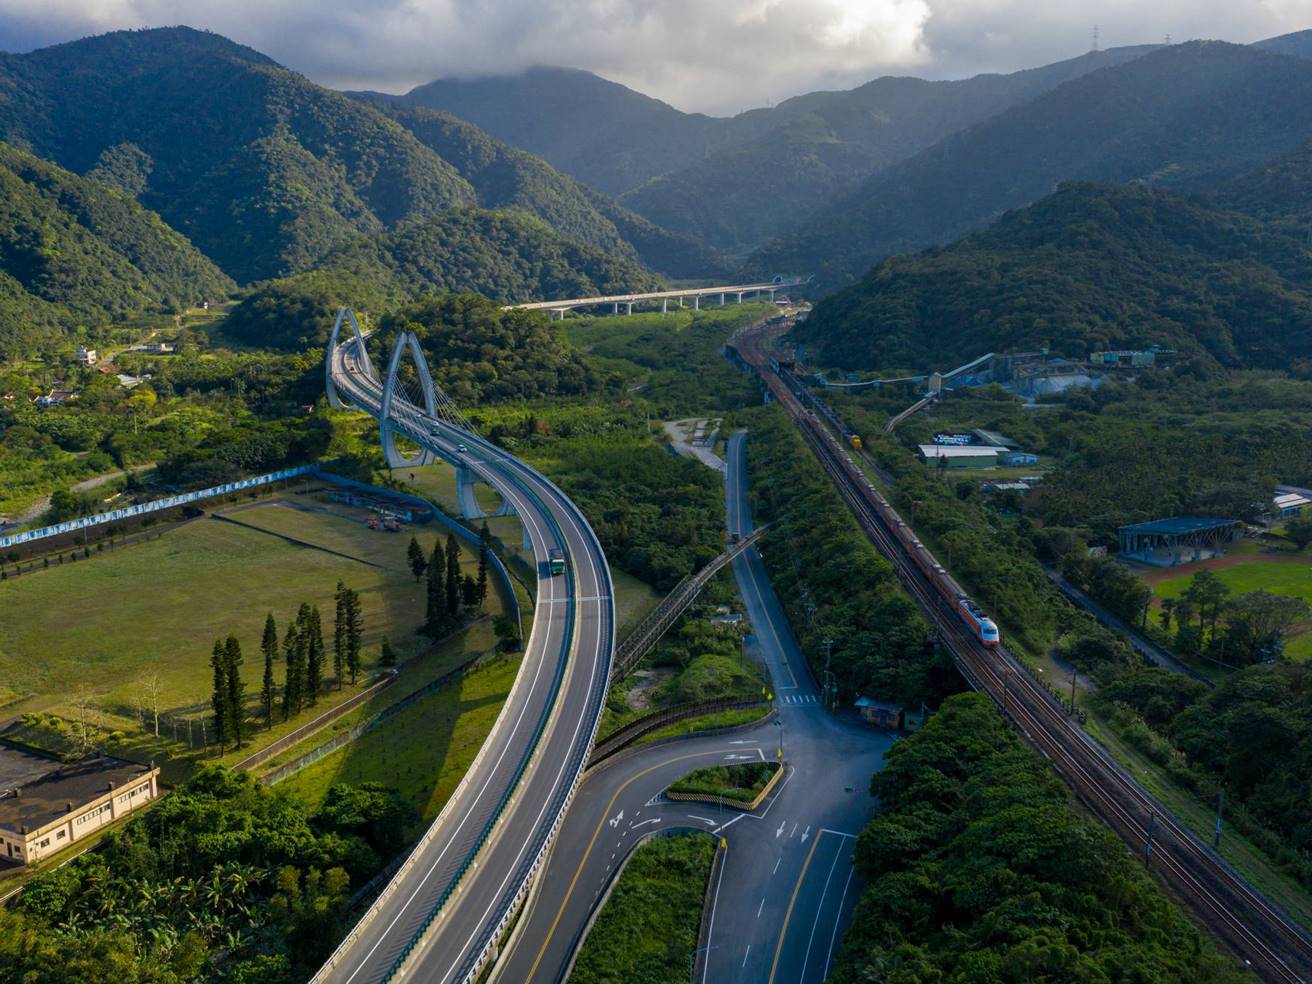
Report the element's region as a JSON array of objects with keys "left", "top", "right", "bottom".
[{"left": 0, "top": 0, "right": 1307, "bottom": 114}]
